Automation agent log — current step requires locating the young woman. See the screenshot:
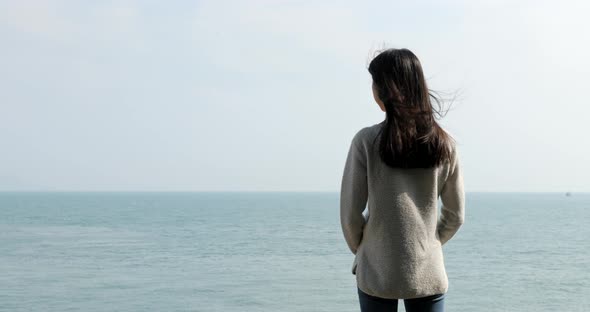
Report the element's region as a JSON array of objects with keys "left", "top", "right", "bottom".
[{"left": 340, "top": 48, "right": 465, "bottom": 312}]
